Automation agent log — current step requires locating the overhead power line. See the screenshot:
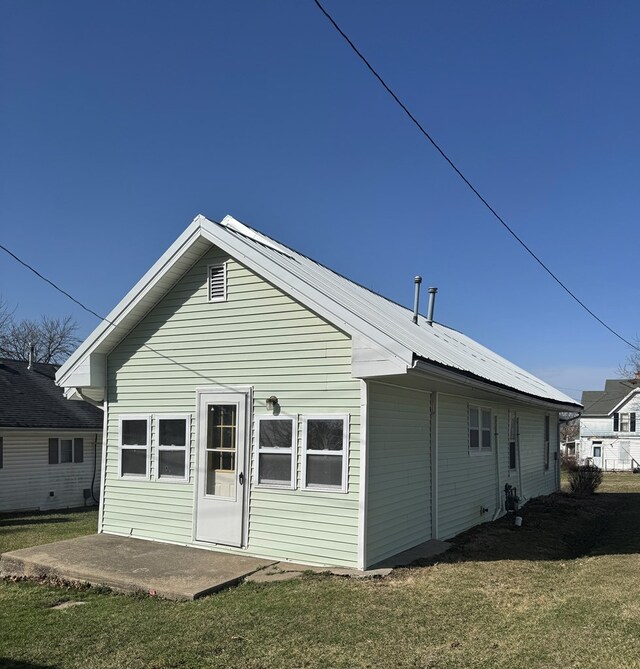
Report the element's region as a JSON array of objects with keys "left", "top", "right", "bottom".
[
  {"left": 0, "top": 243, "right": 105, "bottom": 322},
  {"left": 312, "top": 0, "right": 638, "bottom": 351}
]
